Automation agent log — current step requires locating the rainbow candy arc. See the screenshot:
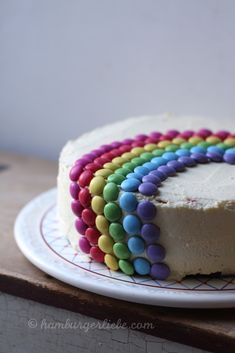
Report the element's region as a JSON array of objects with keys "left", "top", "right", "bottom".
[{"left": 69, "top": 128, "right": 235, "bottom": 280}]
